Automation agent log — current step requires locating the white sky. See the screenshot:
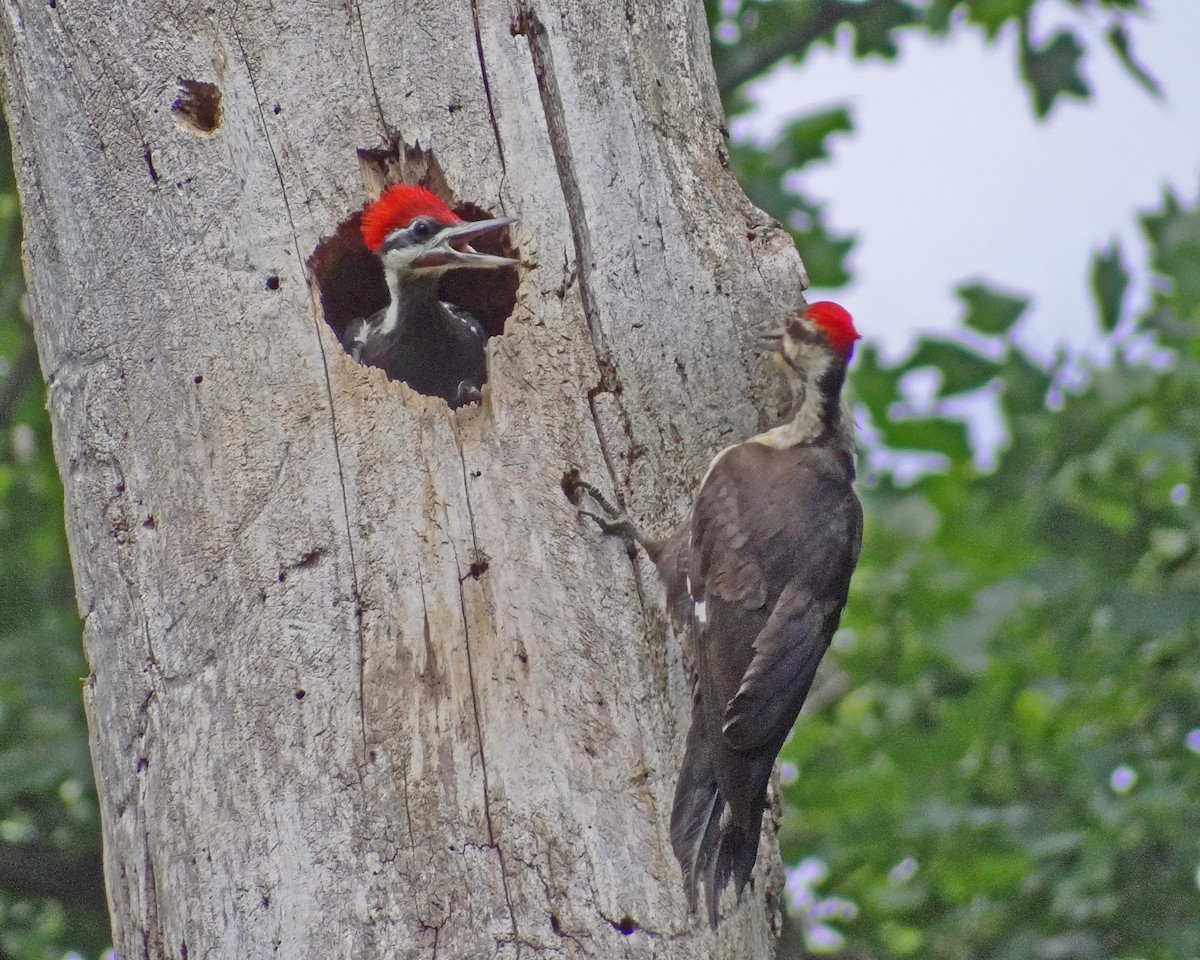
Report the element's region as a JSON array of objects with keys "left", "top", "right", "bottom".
[{"left": 731, "top": 3, "right": 1200, "bottom": 364}]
